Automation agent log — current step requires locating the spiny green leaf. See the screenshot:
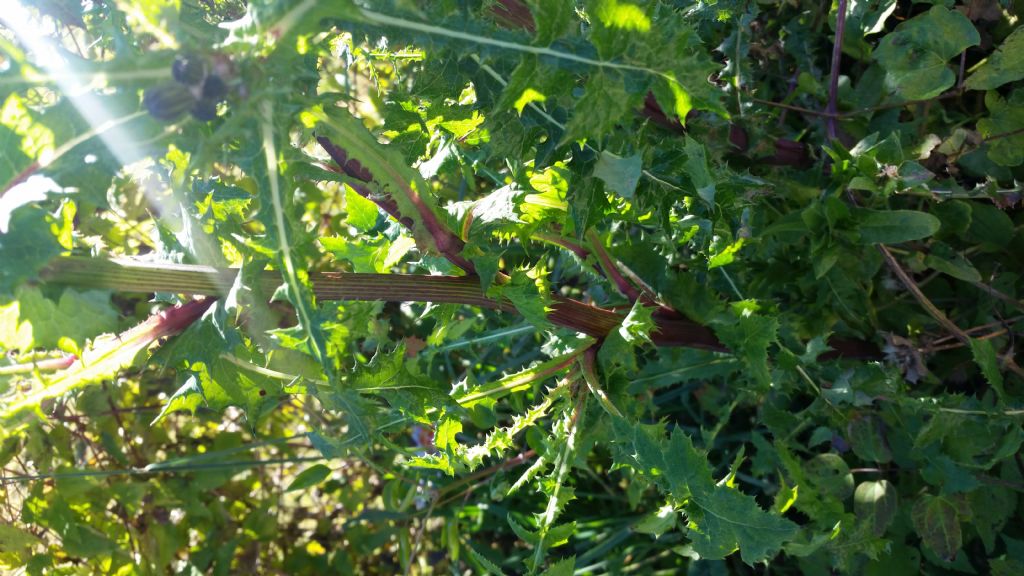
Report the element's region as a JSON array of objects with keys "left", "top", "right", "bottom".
[
  {"left": 538, "top": 555, "right": 575, "bottom": 576},
  {"left": 713, "top": 314, "right": 778, "bottom": 388},
  {"left": 509, "top": 456, "right": 549, "bottom": 496},
  {"left": 683, "top": 136, "right": 715, "bottom": 206},
  {"left": 344, "top": 183, "right": 380, "bottom": 231},
  {"left": 319, "top": 389, "right": 376, "bottom": 447},
  {"left": 467, "top": 542, "right": 506, "bottom": 576},
  {"left": 561, "top": 71, "right": 633, "bottom": 144},
  {"left": 634, "top": 504, "right": 679, "bottom": 537},
  {"left": 708, "top": 238, "right": 744, "bottom": 269},
  {"left": 2, "top": 299, "right": 211, "bottom": 421},
  {"left": 528, "top": 0, "right": 574, "bottom": 46},
  {"left": 310, "top": 107, "right": 448, "bottom": 255},
  {"left": 969, "top": 338, "right": 1006, "bottom": 401},
  {"left": 593, "top": 150, "right": 642, "bottom": 200},
  {"left": 507, "top": 514, "right": 540, "bottom": 545},
  {"left": 151, "top": 311, "right": 287, "bottom": 424},
  {"left": 456, "top": 351, "right": 577, "bottom": 408},
  {"left": 599, "top": 300, "right": 655, "bottom": 375},
  {"left": 153, "top": 374, "right": 205, "bottom": 425},
  {"left": 490, "top": 264, "right": 553, "bottom": 330},
  {"left": 610, "top": 418, "right": 797, "bottom": 564},
  {"left": 0, "top": 287, "right": 117, "bottom": 352}
]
